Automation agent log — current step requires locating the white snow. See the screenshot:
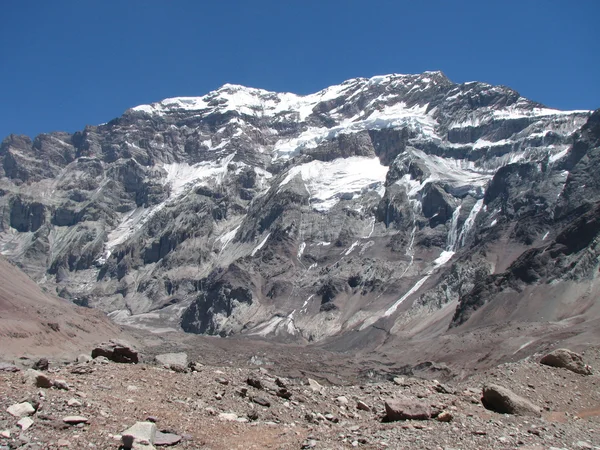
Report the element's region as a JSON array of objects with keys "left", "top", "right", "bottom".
[
  {"left": 279, "top": 156, "right": 388, "bottom": 211},
  {"left": 104, "top": 154, "right": 236, "bottom": 253},
  {"left": 344, "top": 241, "right": 360, "bottom": 256},
  {"left": 542, "top": 231, "right": 550, "bottom": 241},
  {"left": 446, "top": 205, "right": 461, "bottom": 251},
  {"left": 458, "top": 199, "right": 484, "bottom": 247},
  {"left": 251, "top": 233, "right": 271, "bottom": 256},
  {"left": 163, "top": 153, "right": 235, "bottom": 196},
  {"left": 272, "top": 102, "right": 437, "bottom": 159},
  {"left": 297, "top": 242, "right": 306, "bottom": 259},
  {"left": 549, "top": 148, "right": 569, "bottom": 163},
  {"left": 217, "top": 225, "right": 240, "bottom": 251}
]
